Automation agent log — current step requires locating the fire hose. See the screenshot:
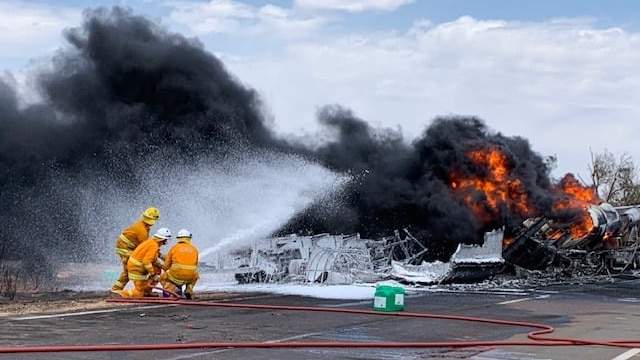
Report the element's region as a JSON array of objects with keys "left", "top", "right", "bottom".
[{"left": 2, "top": 289, "right": 640, "bottom": 354}]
